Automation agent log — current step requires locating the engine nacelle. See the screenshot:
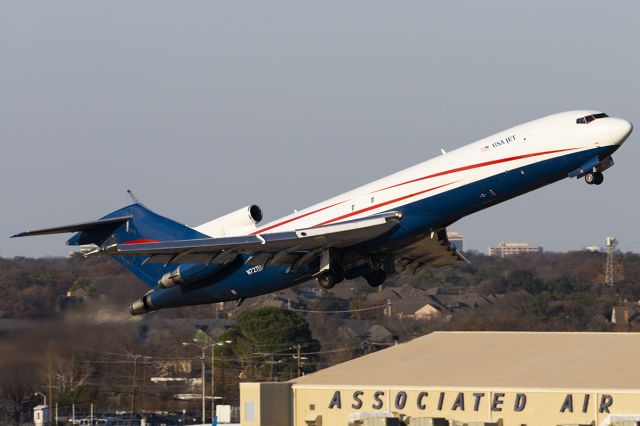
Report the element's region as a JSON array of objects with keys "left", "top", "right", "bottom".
[
  {"left": 194, "top": 204, "right": 263, "bottom": 238},
  {"left": 158, "top": 263, "right": 227, "bottom": 289},
  {"left": 130, "top": 293, "right": 156, "bottom": 315}
]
